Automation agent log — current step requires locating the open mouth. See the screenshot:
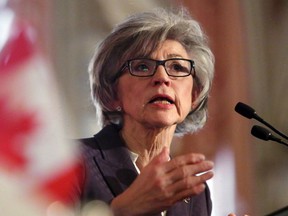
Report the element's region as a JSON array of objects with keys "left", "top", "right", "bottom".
[{"left": 149, "top": 96, "right": 174, "bottom": 105}]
